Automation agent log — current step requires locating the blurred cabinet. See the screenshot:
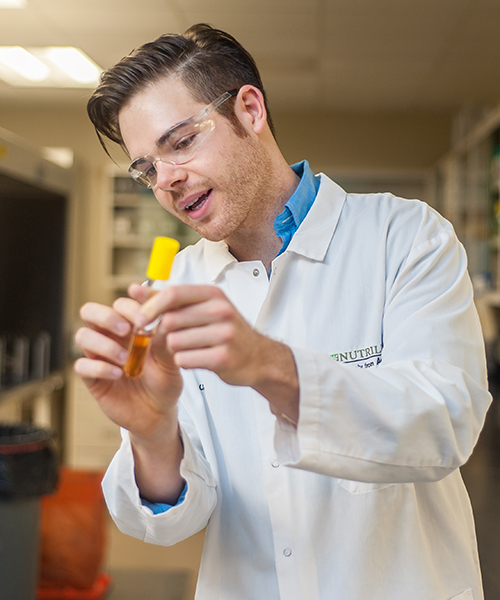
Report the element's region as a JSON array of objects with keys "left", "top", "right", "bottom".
[
  {"left": 435, "top": 107, "right": 500, "bottom": 292},
  {"left": 434, "top": 105, "right": 500, "bottom": 353},
  {"left": 108, "top": 171, "right": 200, "bottom": 300},
  {"left": 67, "top": 168, "right": 200, "bottom": 469},
  {"left": 65, "top": 369, "right": 122, "bottom": 469}
]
